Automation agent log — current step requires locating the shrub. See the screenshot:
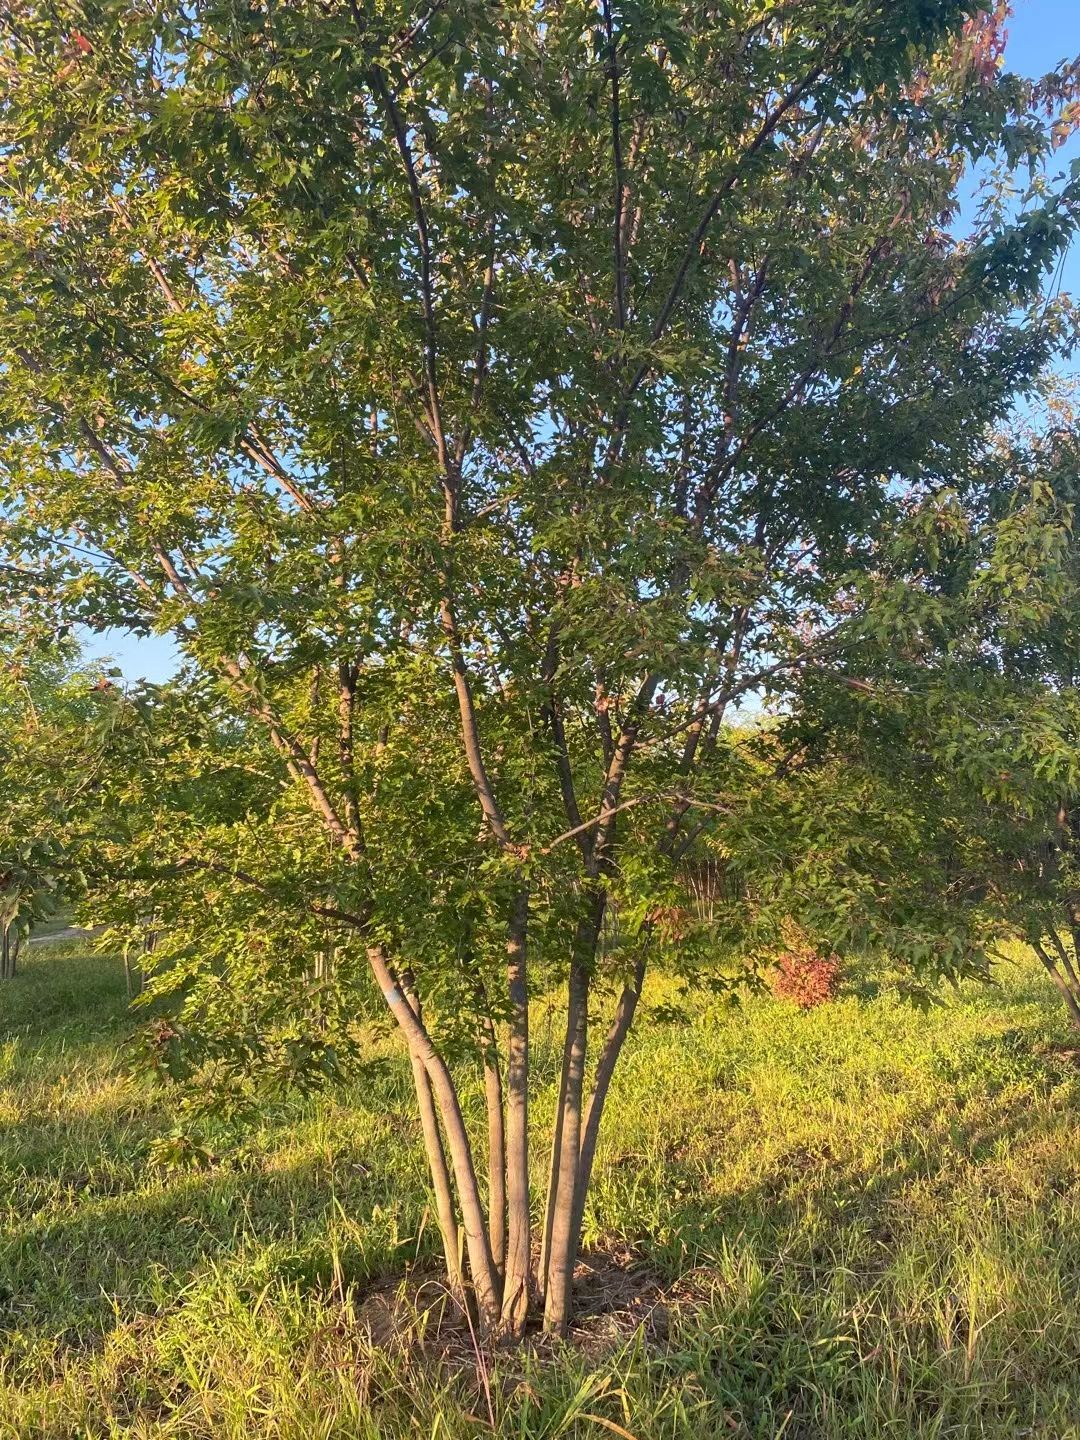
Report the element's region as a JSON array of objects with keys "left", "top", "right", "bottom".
[{"left": 772, "top": 942, "right": 841, "bottom": 1009}]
